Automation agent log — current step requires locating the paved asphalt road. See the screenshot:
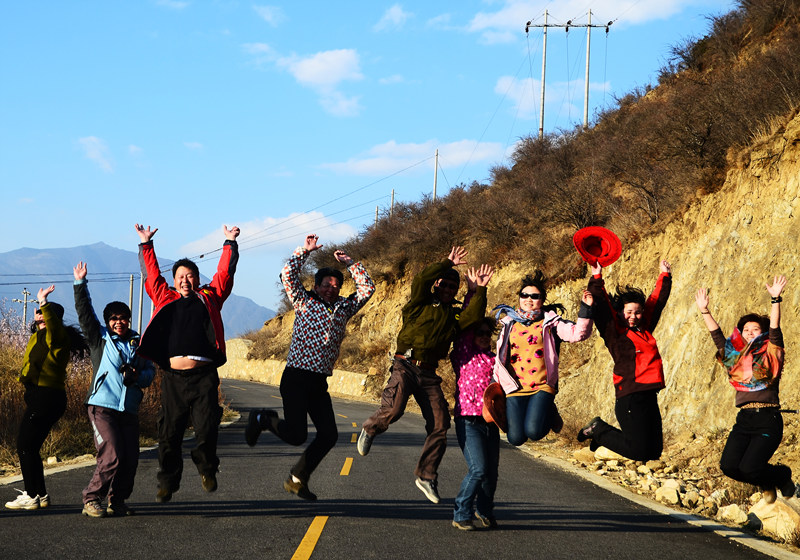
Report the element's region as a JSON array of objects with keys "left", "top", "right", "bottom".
[{"left": 0, "top": 379, "right": 790, "bottom": 559}]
